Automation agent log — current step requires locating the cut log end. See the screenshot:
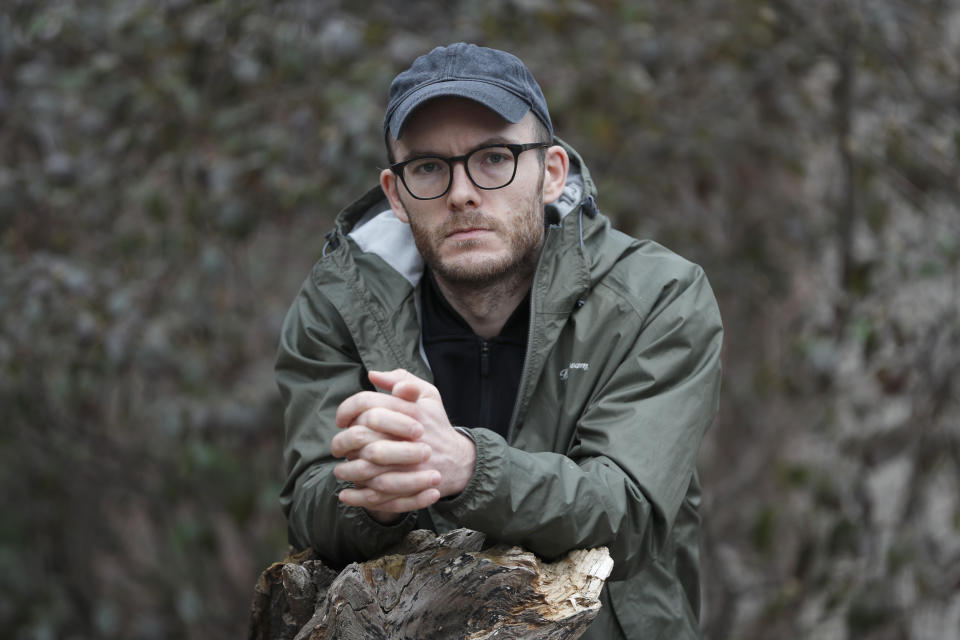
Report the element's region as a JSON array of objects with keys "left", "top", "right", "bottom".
[{"left": 534, "top": 547, "right": 615, "bottom": 619}]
